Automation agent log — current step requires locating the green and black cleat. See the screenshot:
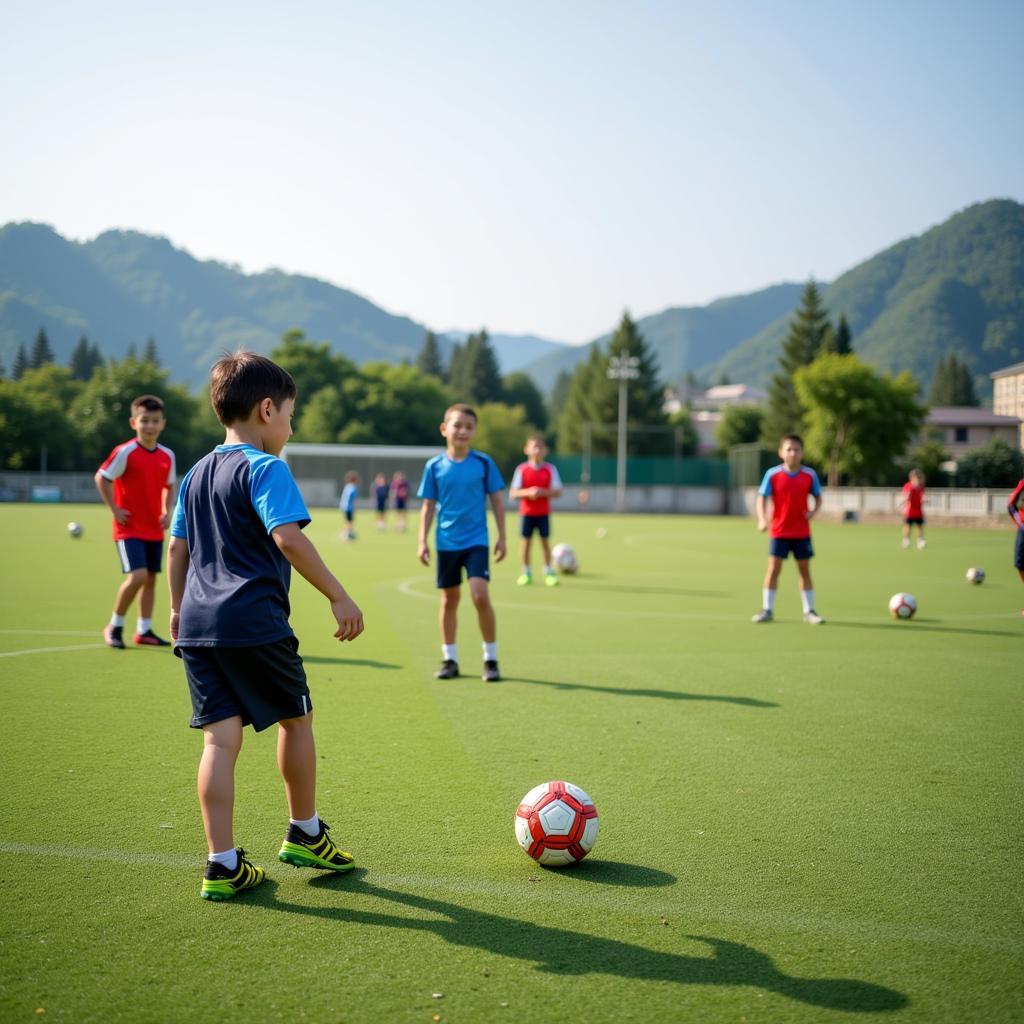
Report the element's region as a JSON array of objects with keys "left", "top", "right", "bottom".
[
  {"left": 279, "top": 820, "right": 355, "bottom": 872},
  {"left": 200, "top": 848, "right": 265, "bottom": 901}
]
